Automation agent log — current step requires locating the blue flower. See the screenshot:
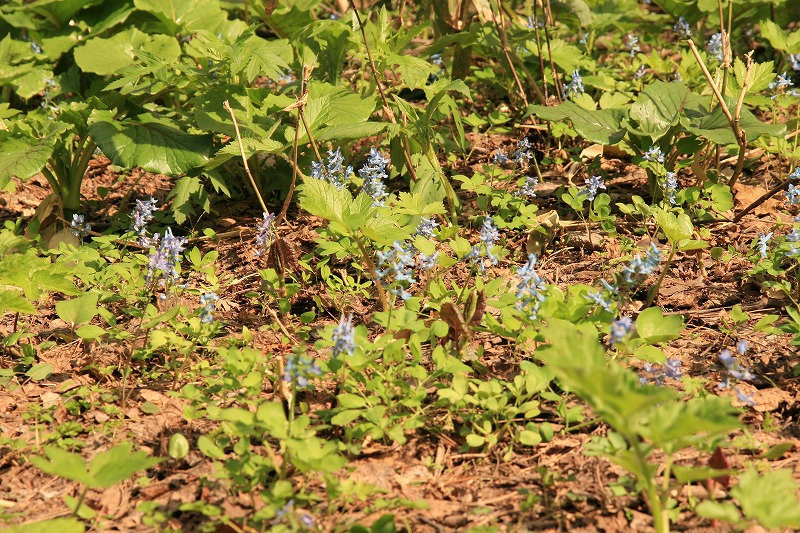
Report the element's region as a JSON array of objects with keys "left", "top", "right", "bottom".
[
  {"left": 254, "top": 211, "right": 277, "bottom": 257},
  {"left": 130, "top": 197, "right": 158, "bottom": 240},
  {"left": 719, "top": 348, "right": 755, "bottom": 382},
  {"left": 515, "top": 253, "right": 547, "bottom": 320},
  {"left": 70, "top": 214, "right": 91, "bottom": 238},
  {"left": 516, "top": 175, "right": 539, "bottom": 198},
  {"left": 609, "top": 316, "right": 633, "bottom": 345},
  {"left": 769, "top": 72, "right": 794, "bottom": 91},
  {"left": 639, "top": 358, "right": 681, "bottom": 386},
  {"left": 415, "top": 217, "right": 439, "bottom": 238},
  {"left": 375, "top": 241, "right": 417, "bottom": 300},
  {"left": 579, "top": 175, "right": 606, "bottom": 201},
  {"left": 145, "top": 227, "right": 188, "bottom": 288},
  {"left": 790, "top": 54, "right": 800, "bottom": 72},
  {"left": 359, "top": 148, "right": 389, "bottom": 206},
  {"left": 757, "top": 232, "right": 772, "bottom": 259},
  {"left": 283, "top": 354, "right": 322, "bottom": 387},
  {"left": 331, "top": 314, "right": 356, "bottom": 359},
  {"left": 626, "top": 34, "right": 640, "bottom": 57},
  {"left": 584, "top": 290, "right": 613, "bottom": 314},
  {"left": 643, "top": 145, "right": 665, "bottom": 164},
  {"left": 511, "top": 138, "right": 534, "bottom": 164},
  {"left": 707, "top": 33, "right": 724, "bottom": 61},
  {"left": 311, "top": 147, "right": 352, "bottom": 189},
  {"left": 563, "top": 69, "right": 585, "bottom": 98},
  {"left": 199, "top": 292, "right": 219, "bottom": 323},
  {"left": 662, "top": 172, "right": 679, "bottom": 205},
  {"left": 735, "top": 386, "right": 756, "bottom": 407},
  {"left": 620, "top": 243, "right": 662, "bottom": 284},
  {"left": 736, "top": 339, "right": 748, "bottom": 355},
  {"left": 417, "top": 251, "right": 439, "bottom": 271},
  {"left": 673, "top": 16, "right": 691, "bottom": 38},
  {"left": 634, "top": 65, "right": 647, "bottom": 79}
]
